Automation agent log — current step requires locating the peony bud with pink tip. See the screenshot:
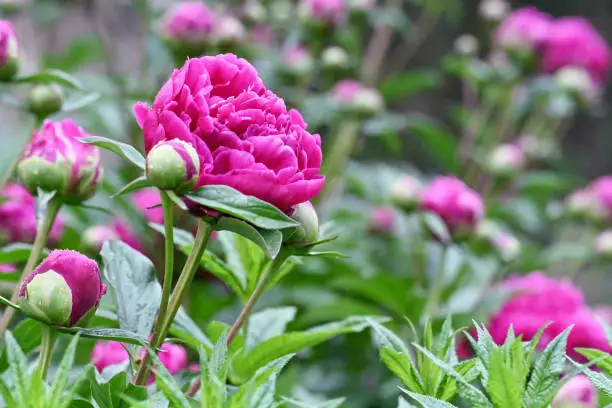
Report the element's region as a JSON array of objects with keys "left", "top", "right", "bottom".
[
  {"left": 18, "top": 250, "right": 106, "bottom": 327},
  {"left": 390, "top": 175, "right": 423, "bottom": 211},
  {"left": 368, "top": 206, "right": 395, "bottom": 235},
  {"left": 487, "top": 143, "right": 525, "bottom": 177},
  {"left": 18, "top": 119, "right": 103, "bottom": 204},
  {"left": 146, "top": 139, "right": 200, "bottom": 194},
  {"left": 0, "top": 20, "right": 19, "bottom": 81},
  {"left": 552, "top": 375, "right": 597, "bottom": 408},
  {"left": 595, "top": 230, "right": 612, "bottom": 258},
  {"left": 331, "top": 80, "right": 383, "bottom": 117},
  {"left": 161, "top": 1, "right": 215, "bottom": 57},
  {"left": 298, "top": 0, "right": 346, "bottom": 27}
]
